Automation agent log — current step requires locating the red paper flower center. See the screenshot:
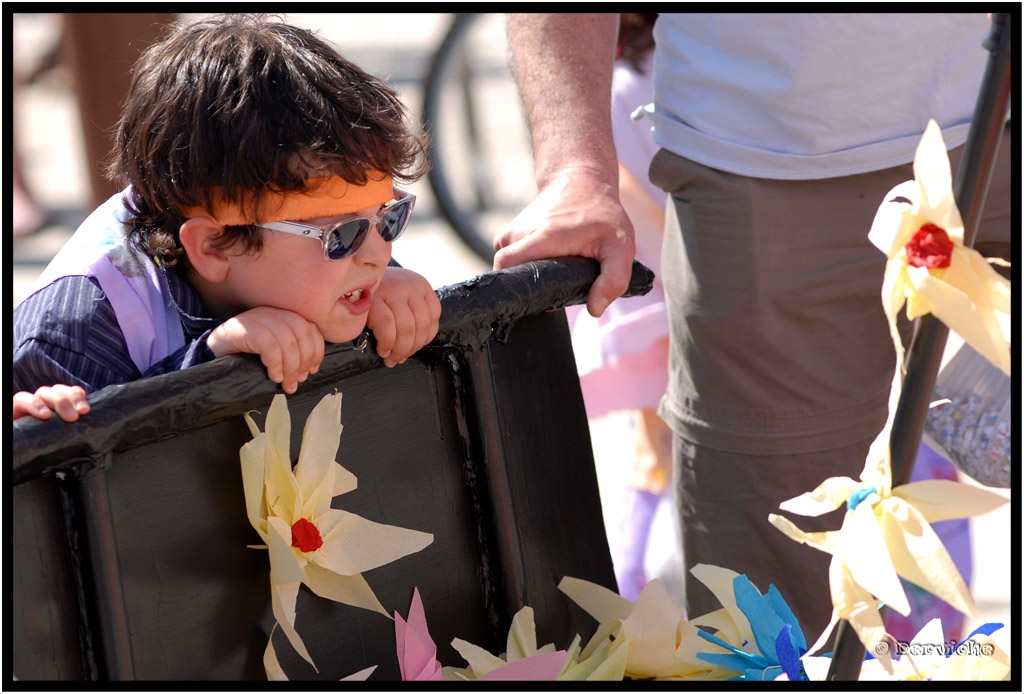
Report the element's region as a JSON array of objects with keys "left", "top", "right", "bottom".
[
  {"left": 291, "top": 517, "right": 324, "bottom": 553},
  {"left": 905, "top": 223, "right": 954, "bottom": 269}
]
